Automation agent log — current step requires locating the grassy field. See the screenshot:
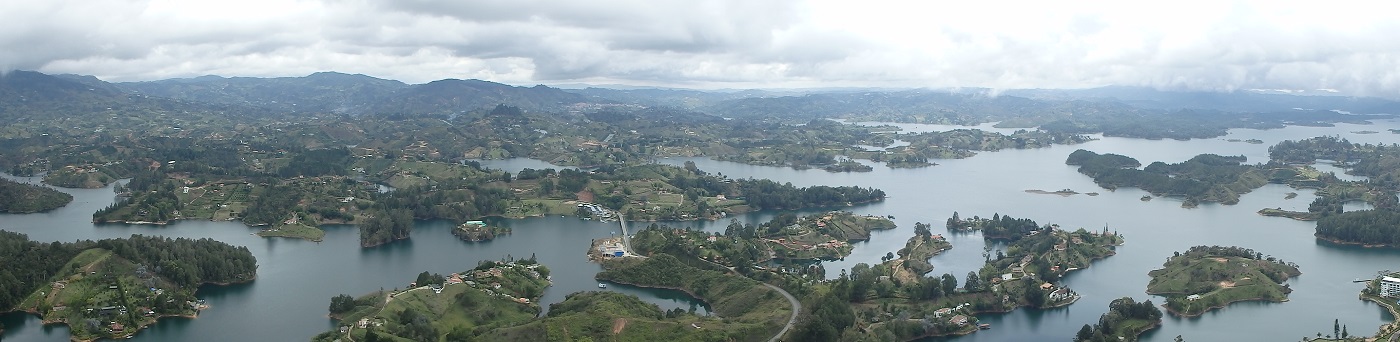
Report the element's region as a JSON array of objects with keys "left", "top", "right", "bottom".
[
  {"left": 1148, "top": 250, "right": 1300, "bottom": 317},
  {"left": 257, "top": 223, "right": 326, "bottom": 241},
  {"left": 321, "top": 262, "right": 551, "bottom": 342},
  {"left": 595, "top": 255, "right": 791, "bottom": 342}
]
